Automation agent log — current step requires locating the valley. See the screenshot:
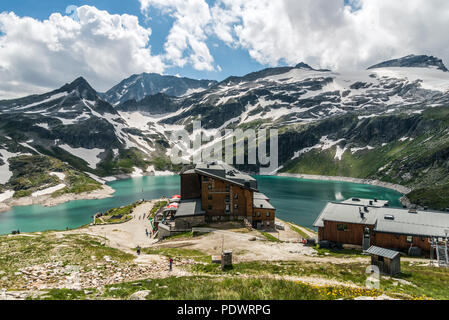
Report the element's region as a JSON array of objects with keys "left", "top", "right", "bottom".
[{"left": 1, "top": 54, "right": 449, "bottom": 210}]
